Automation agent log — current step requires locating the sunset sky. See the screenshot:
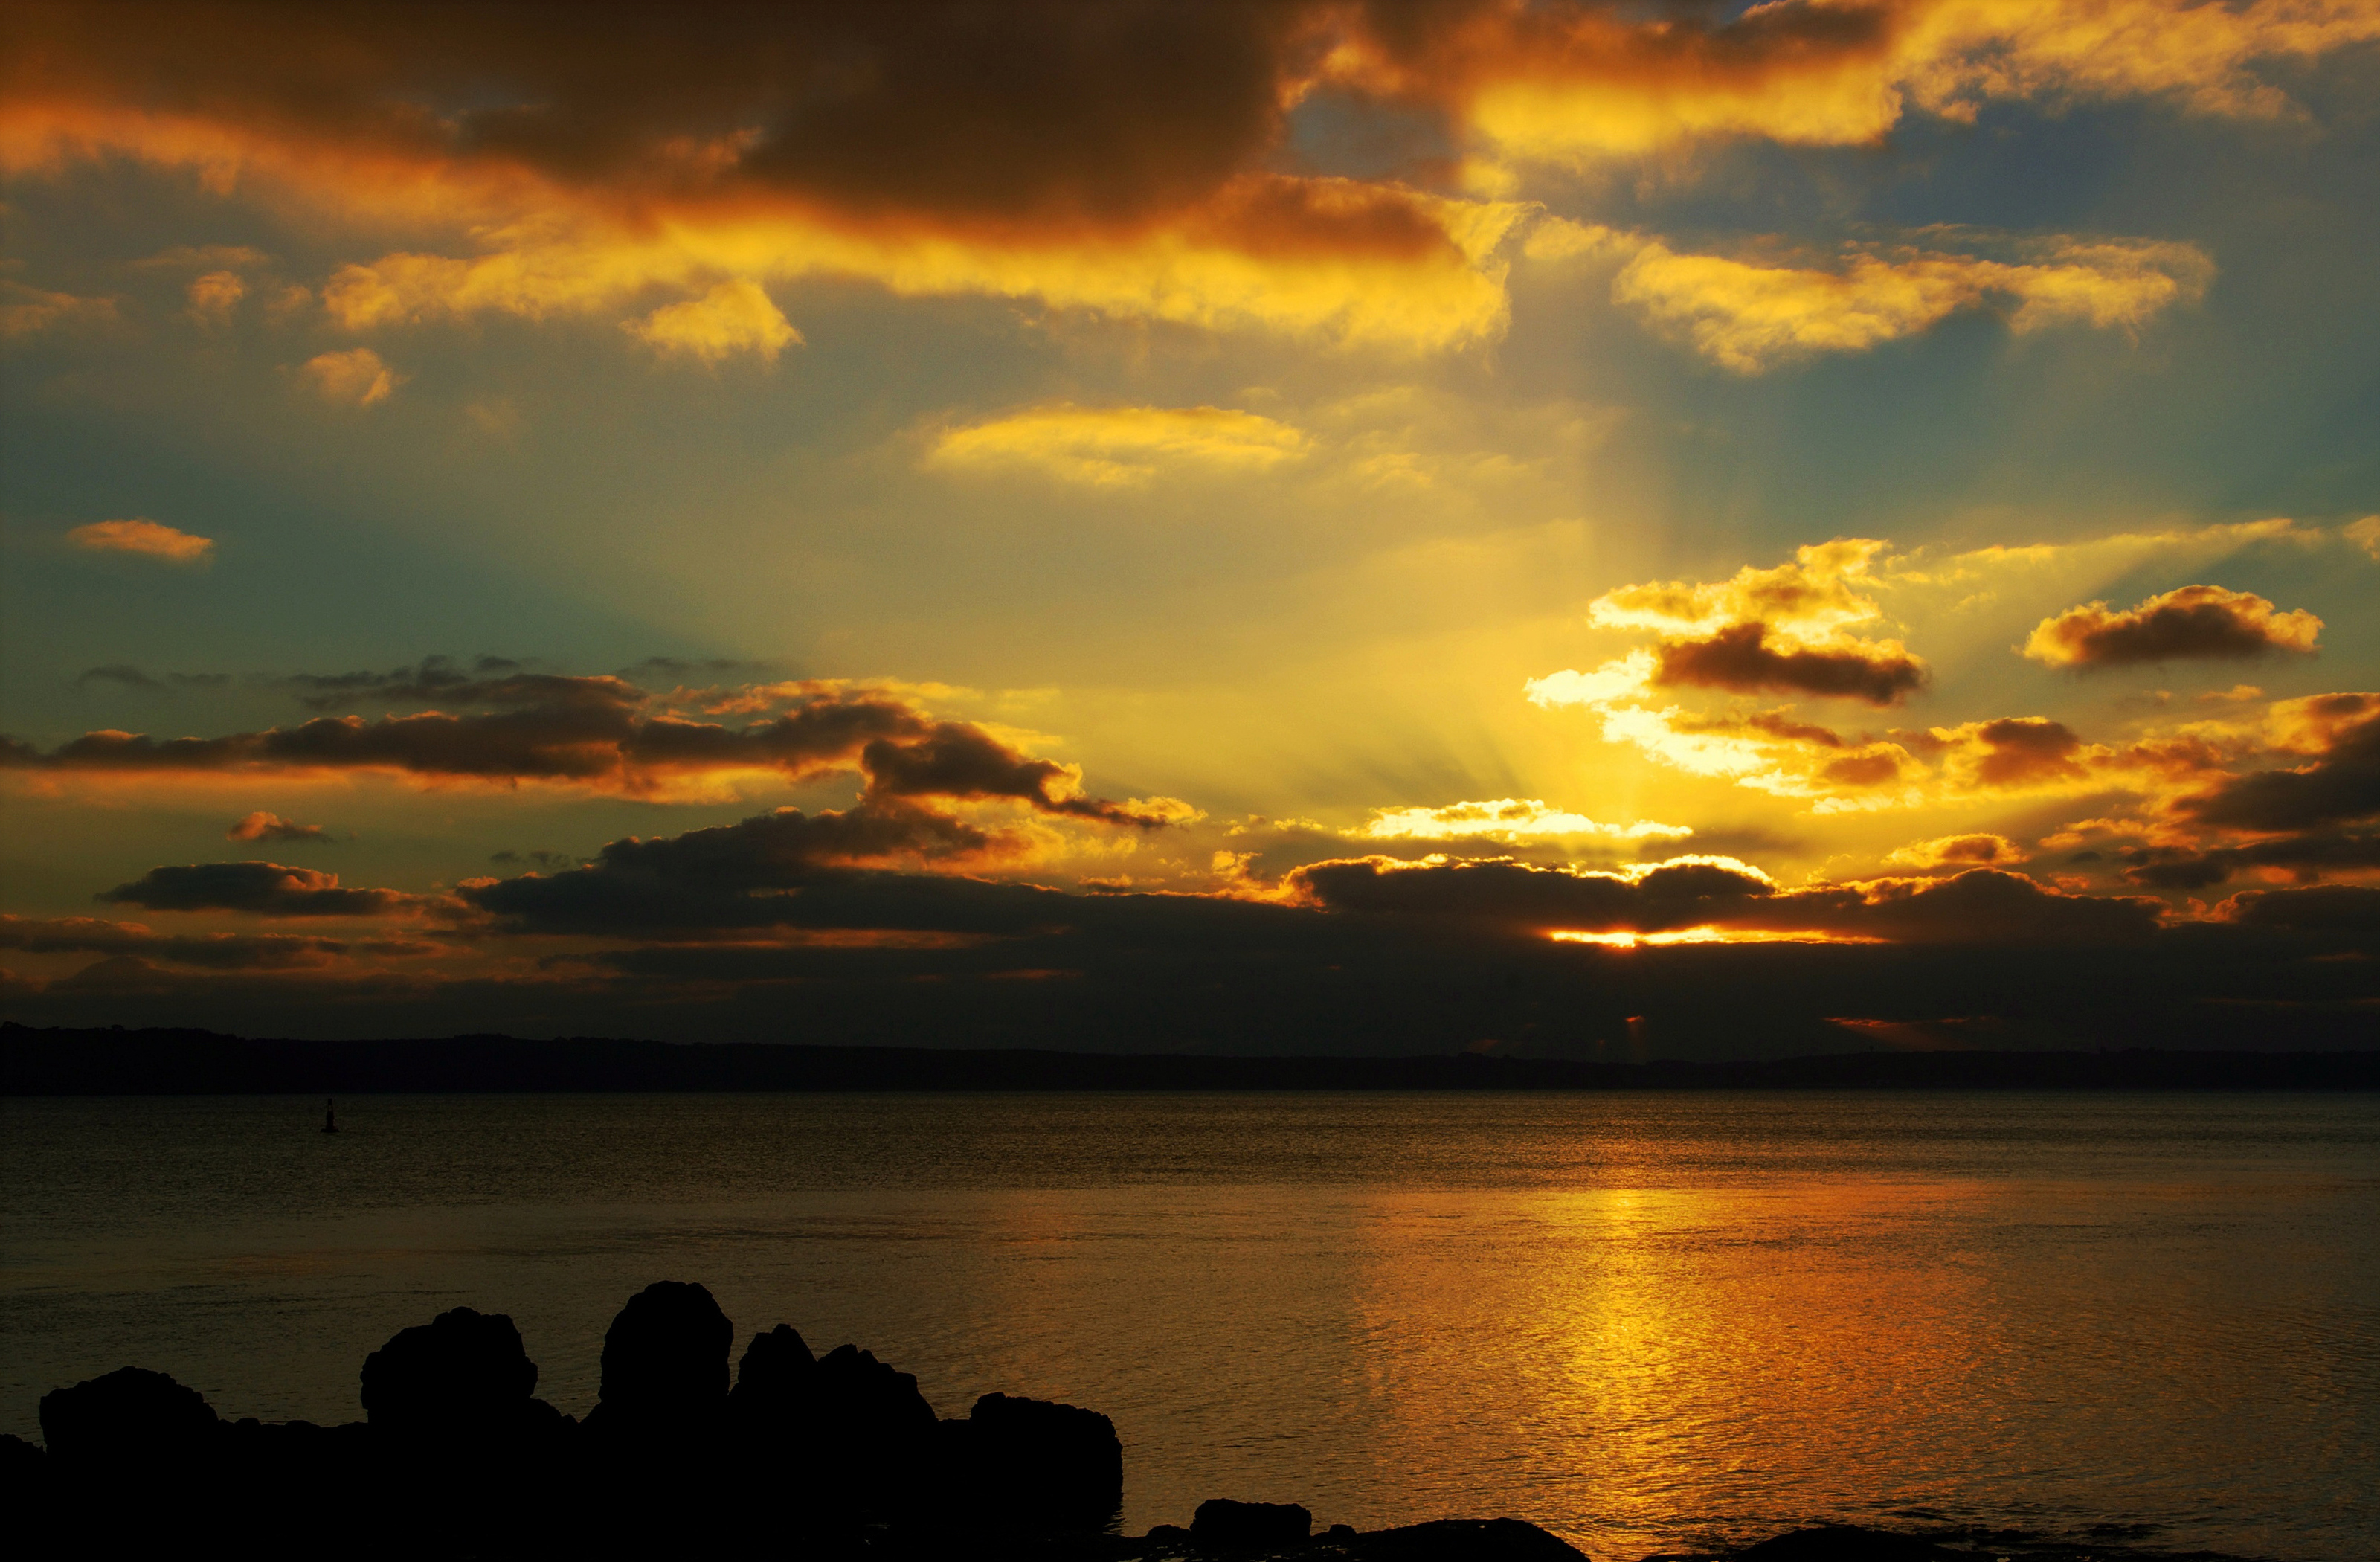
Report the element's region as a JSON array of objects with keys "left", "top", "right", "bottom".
[{"left": 4, "top": 0, "right": 2376, "bottom": 1052}]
